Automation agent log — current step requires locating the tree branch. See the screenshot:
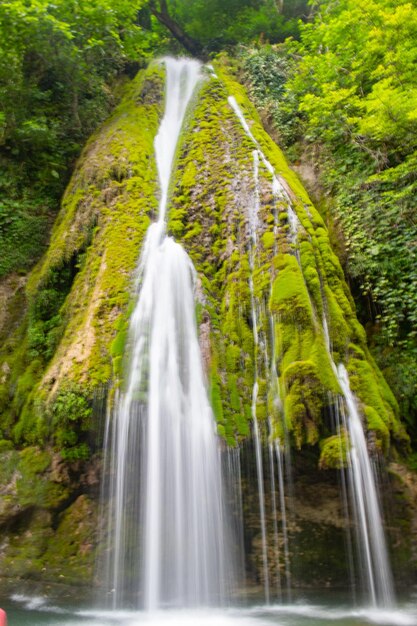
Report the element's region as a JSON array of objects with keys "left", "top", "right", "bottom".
[{"left": 149, "top": 1, "right": 205, "bottom": 59}]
